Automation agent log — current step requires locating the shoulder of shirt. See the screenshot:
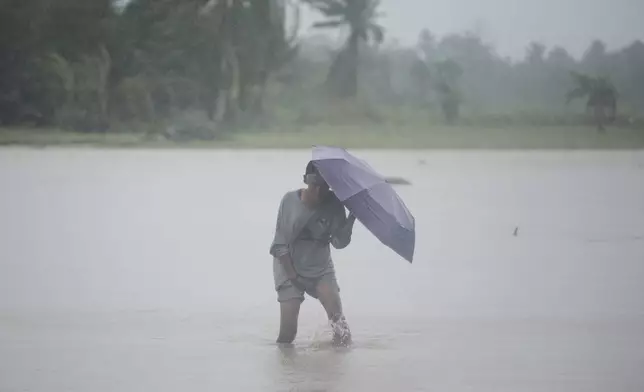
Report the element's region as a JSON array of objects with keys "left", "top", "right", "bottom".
[
  {"left": 281, "top": 189, "right": 300, "bottom": 203},
  {"left": 285, "top": 189, "right": 300, "bottom": 198}
]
